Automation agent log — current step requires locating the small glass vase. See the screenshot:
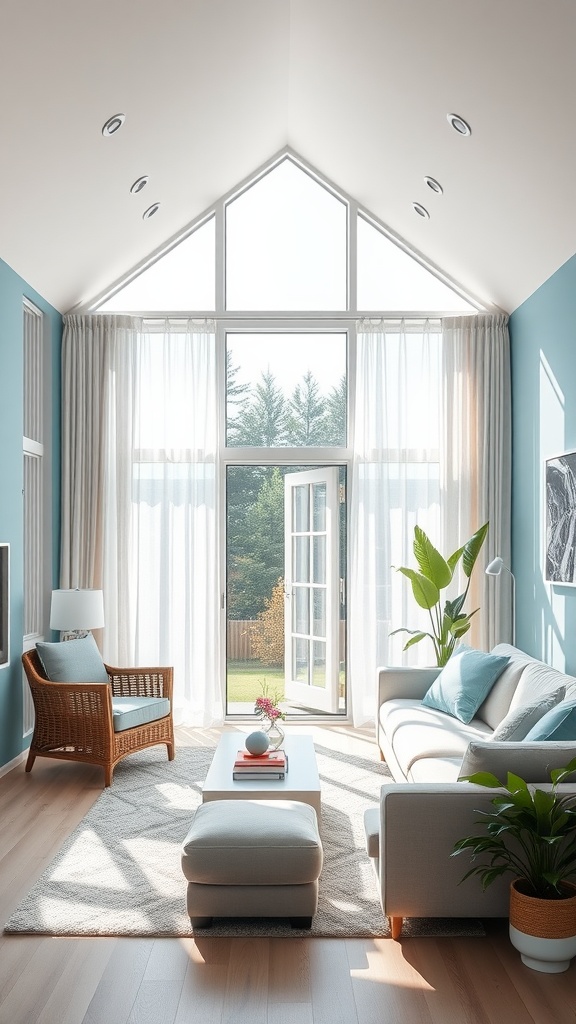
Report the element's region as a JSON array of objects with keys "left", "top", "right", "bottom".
[{"left": 263, "top": 718, "right": 285, "bottom": 750}]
